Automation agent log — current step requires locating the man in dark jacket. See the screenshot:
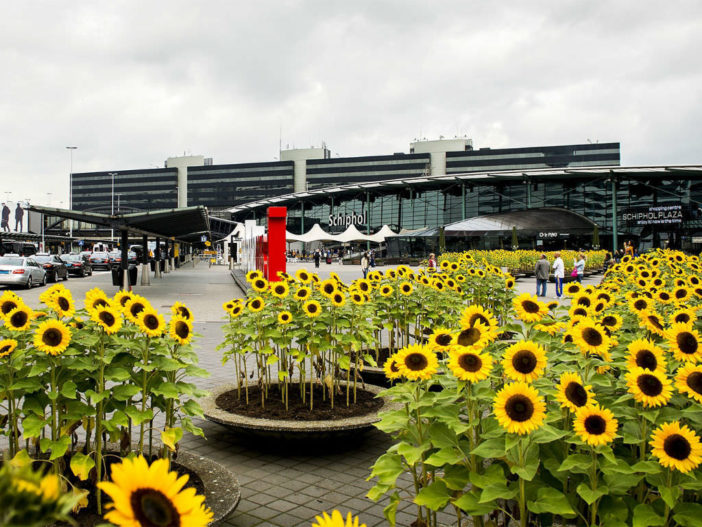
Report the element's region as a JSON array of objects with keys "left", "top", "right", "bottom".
[
  {"left": 535, "top": 253, "right": 550, "bottom": 297},
  {"left": 1, "top": 203, "right": 10, "bottom": 232},
  {"left": 14, "top": 203, "right": 24, "bottom": 232}
]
